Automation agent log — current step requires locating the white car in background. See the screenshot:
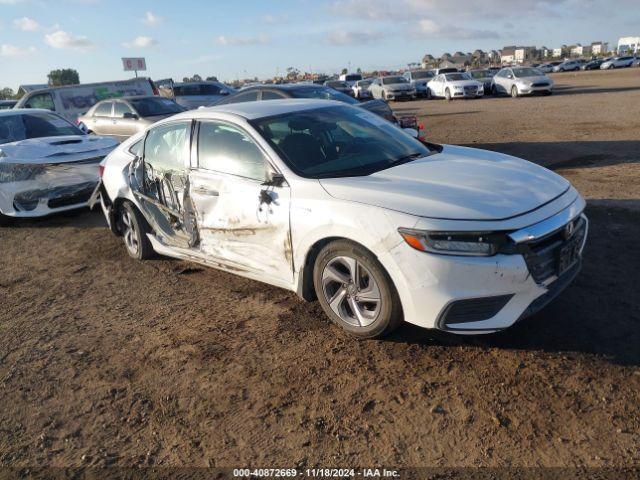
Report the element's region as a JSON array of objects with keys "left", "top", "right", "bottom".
[
  {"left": 403, "top": 70, "right": 435, "bottom": 97},
  {"left": 600, "top": 56, "right": 636, "bottom": 69},
  {"left": 96, "top": 99, "right": 587, "bottom": 338},
  {"left": 351, "top": 79, "right": 374, "bottom": 100},
  {"left": 0, "top": 109, "right": 118, "bottom": 224},
  {"left": 553, "top": 59, "right": 583, "bottom": 72},
  {"left": 492, "top": 67, "right": 554, "bottom": 97},
  {"left": 368, "top": 76, "right": 417, "bottom": 101},
  {"left": 426, "top": 72, "right": 484, "bottom": 100}
]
